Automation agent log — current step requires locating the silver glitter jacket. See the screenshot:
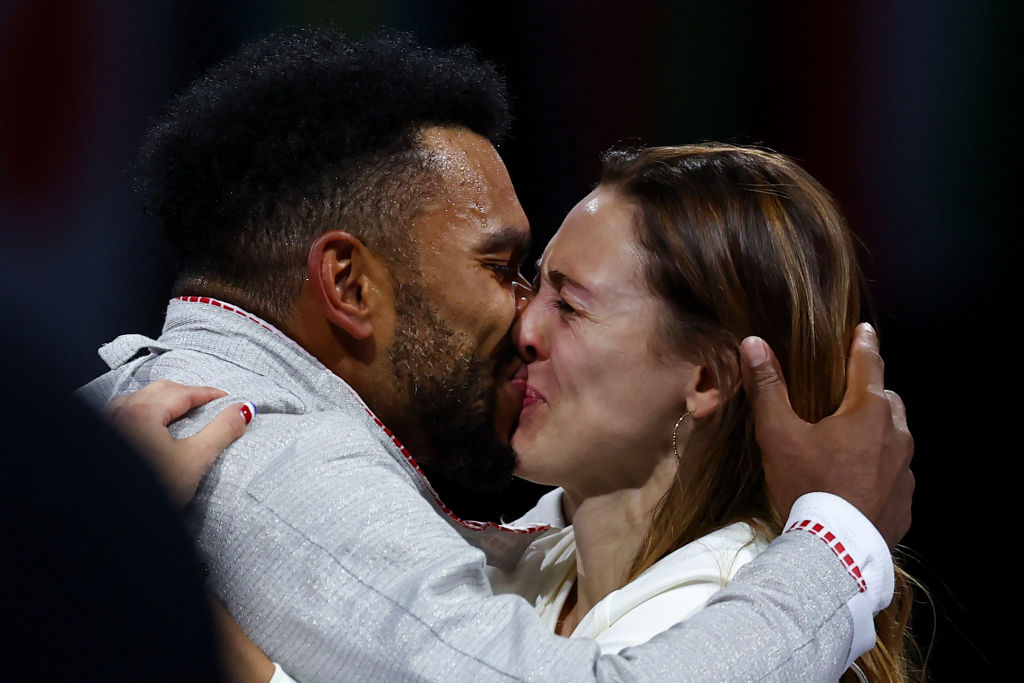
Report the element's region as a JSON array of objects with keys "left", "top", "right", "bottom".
[{"left": 78, "top": 297, "right": 860, "bottom": 682}]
